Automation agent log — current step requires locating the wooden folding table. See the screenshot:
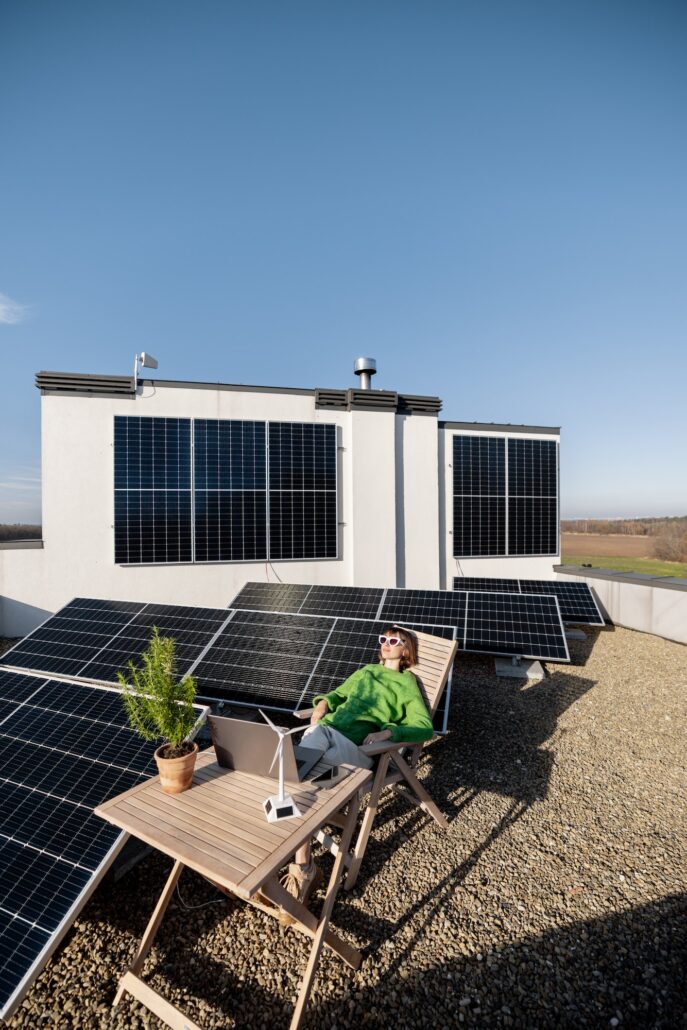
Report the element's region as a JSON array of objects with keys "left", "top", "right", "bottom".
[{"left": 95, "top": 748, "right": 372, "bottom": 1030}]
